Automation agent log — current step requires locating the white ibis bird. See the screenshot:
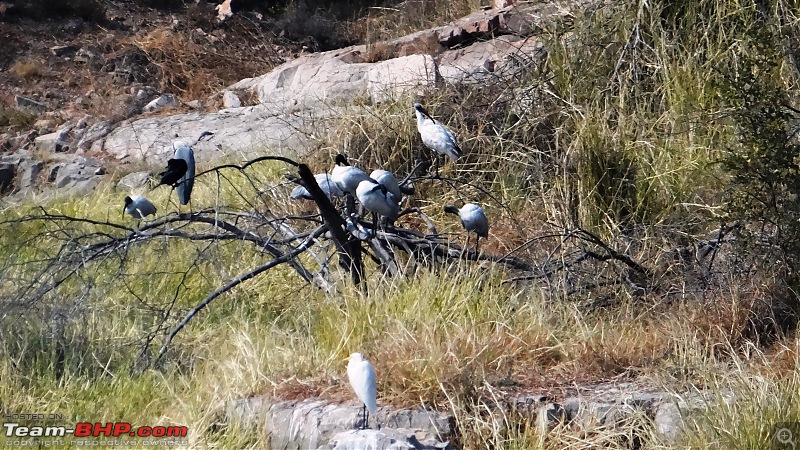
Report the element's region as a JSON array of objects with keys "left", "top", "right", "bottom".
[
  {"left": 171, "top": 141, "right": 195, "bottom": 206},
  {"left": 370, "top": 169, "right": 414, "bottom": 200},
  {"left": 413, "top": 103, "right": 462, "bottom": 175},
  {"left": 161, "top": 131, "right": 213, "bottom": 206},
  {"left": 290, "top": 173, "right": 344, "bottom": 201},
  {"left": 444, "top": 203, "right": 489, "bottom": 252},
  {"left": 346, "top": 353, "right": 377, "bottom": 430},
  {"left": 331, "top": 154, "right": 373, "bottom": 196},
  {"left": 123, "top": 195, "right": 157, "bottom": 220},
  {"left": 356, "top": 179, "right": 400, "bottom": 230}
]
